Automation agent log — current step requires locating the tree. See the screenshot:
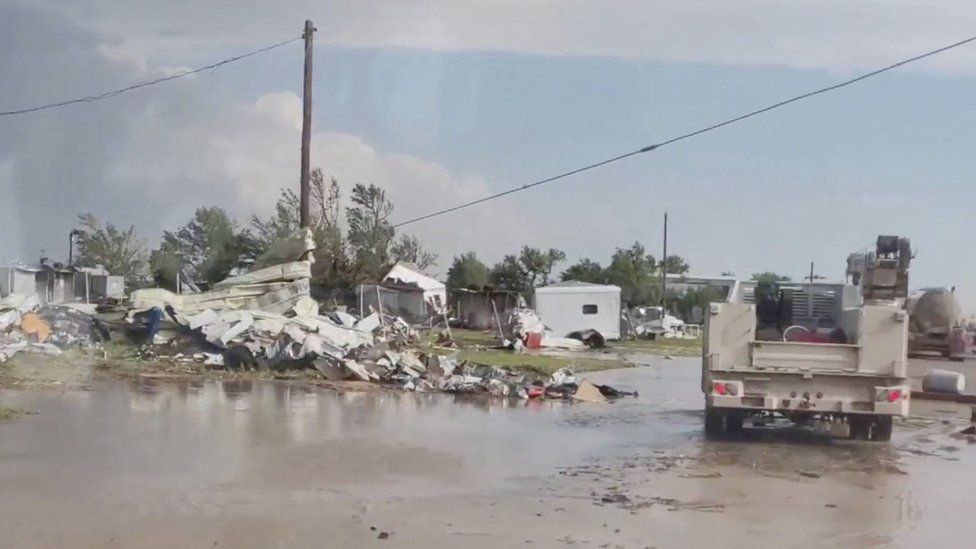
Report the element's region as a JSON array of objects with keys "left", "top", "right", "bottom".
[
  {"left": 251, "top": 169, "right": 348, "bottom": 286},
  {"left": 671, "top": 286, "right": 720, "bottom": 323},
  {"left": 344, "top": 182, "right": 436, "bottom": 282},
  {"left": 489, "top": 255, "right": 528, "bottom": 292},
  {"left": 74, "top": 214, "right": 148, "bottom": 287},
  {"left": 152, "top": 207, "right": 252, "bottom": 285},
  {"left": 519, "top": 247, "right": 566, "bottom": 287},
  {"left": 250, "top": 188, "right": 301, "bottom": 247},
  {"left": 489, "top": 246, "right": 566, "bottom": 291},
  {"left": 561, "top": 259, "right": 606, "bottom": 283},
  {"left": 659, "top": 255, "right": 690, "bottom": 275},
  {"left": 447, "top": 252, "right": 490, "bottom": 291},
  {"left": 391, "top": 234, "right": 437, "bottom": 271},
  {"left": 346, "top": 183, "right": 396, "bottom": 281},
  {"left": 605, "top": 242, "right": 659, "bottom": 305},
  {"left": 751, "top": 271, "right": 792, "bottom": 284}
]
